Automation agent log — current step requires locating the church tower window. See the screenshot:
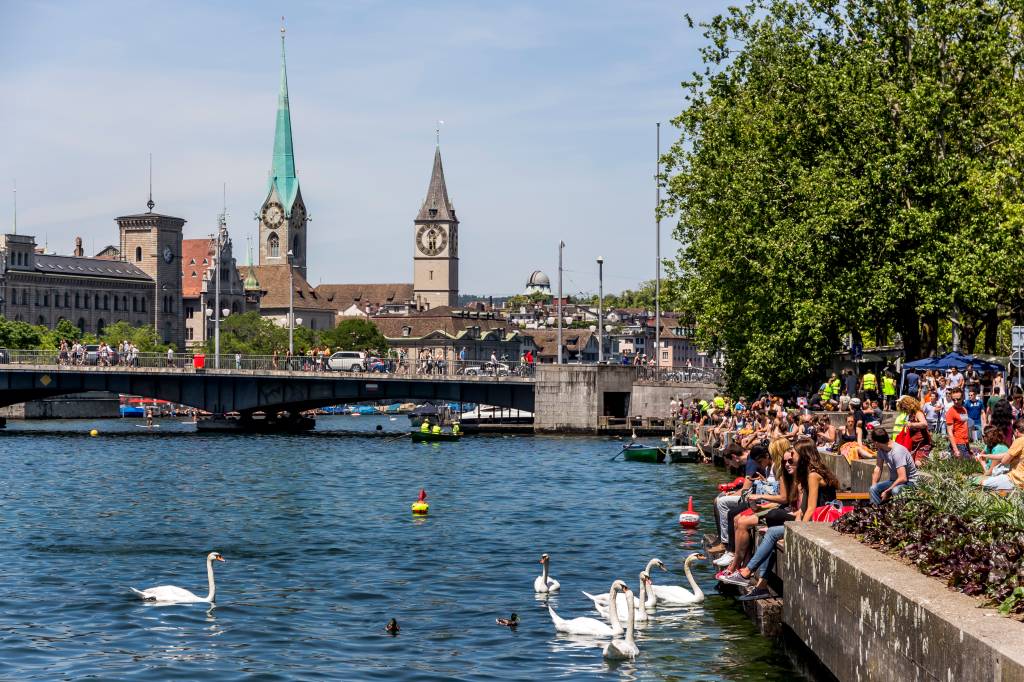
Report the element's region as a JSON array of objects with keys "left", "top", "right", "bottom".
[
  {"left": 135, "top": 246, "right": 142, "bottom": 262},
  {"left": 268, "top": 233, "right": 280, "bottom": 258}
]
